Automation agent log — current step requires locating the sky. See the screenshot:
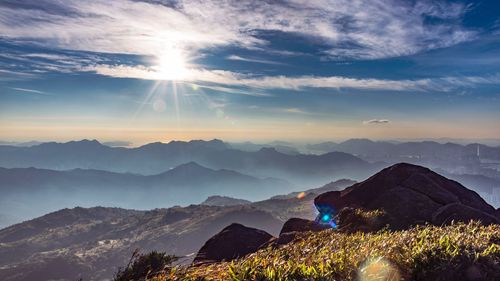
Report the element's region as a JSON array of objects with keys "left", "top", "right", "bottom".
[{"left": 0, "top": 0, "right": 499, "bottom": 145}]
